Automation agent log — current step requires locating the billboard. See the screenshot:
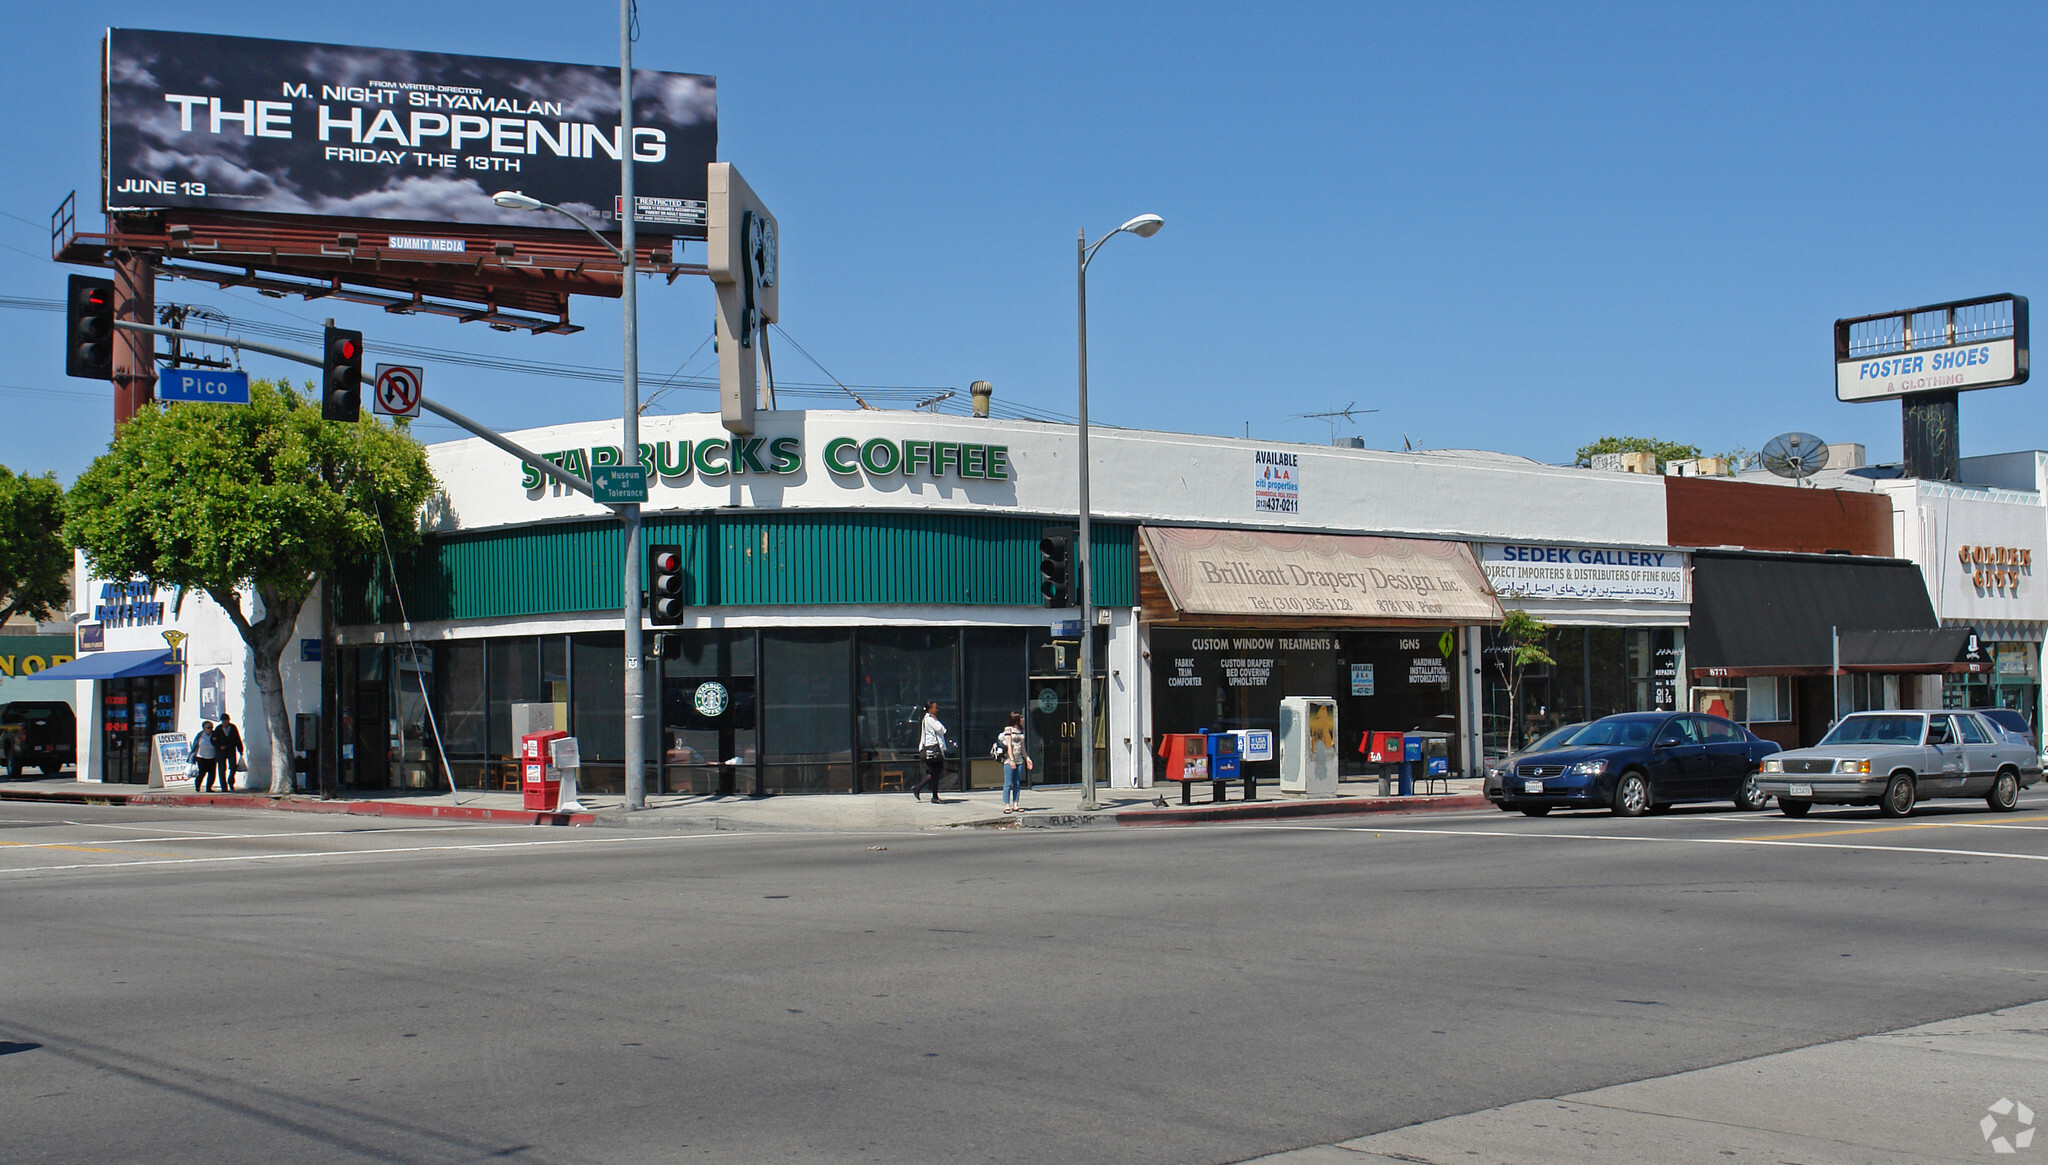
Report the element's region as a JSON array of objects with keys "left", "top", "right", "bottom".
[
  {"left": 1835, "top": 294, "right": 2029, "bottom": 402},
  {"left": 104, "top": 29, "right": 716, "bottom": 237}
]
